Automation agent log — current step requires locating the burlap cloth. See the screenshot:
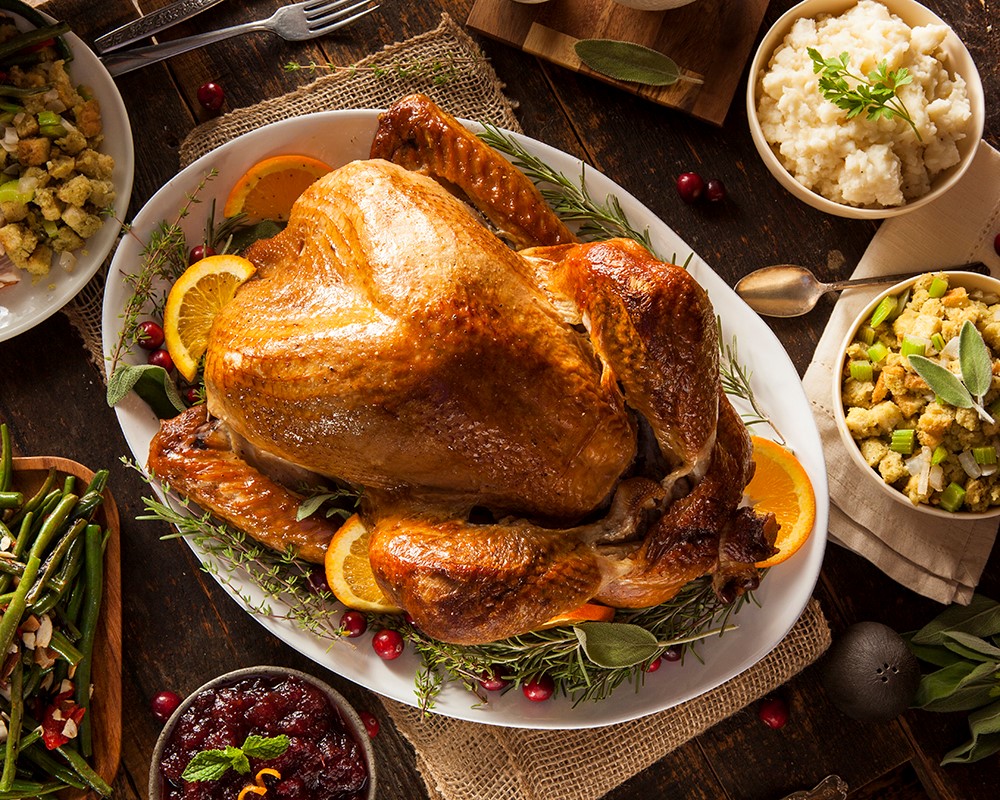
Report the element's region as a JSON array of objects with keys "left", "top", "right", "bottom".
[
  {"left": 803, "top": 142, "right": 1000, "bottom": 608},
  {"left": 68, "top": 14, "right": 833, "bottom": 799}
]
